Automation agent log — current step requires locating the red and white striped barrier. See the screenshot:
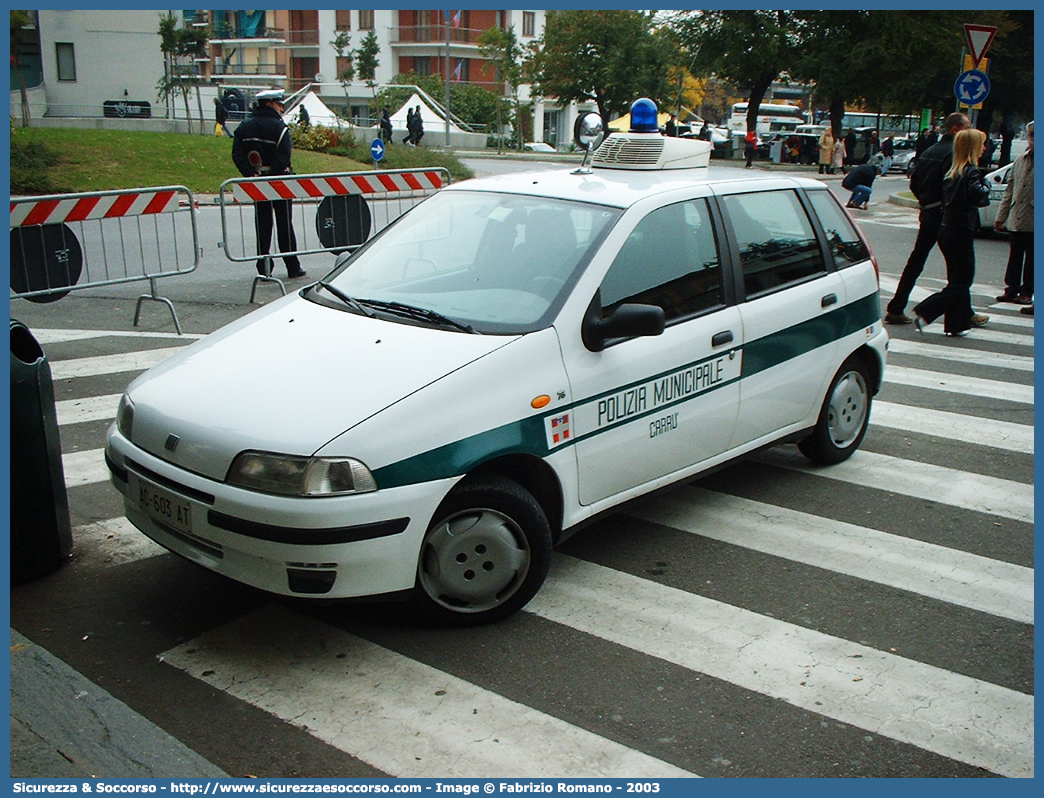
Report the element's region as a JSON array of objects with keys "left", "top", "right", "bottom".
[
  {"left": 229, "top": 170, "right": 445, "bottom": 203},
  {"left": 10, "top": 188, "right": 182, "bottom": 228}
]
